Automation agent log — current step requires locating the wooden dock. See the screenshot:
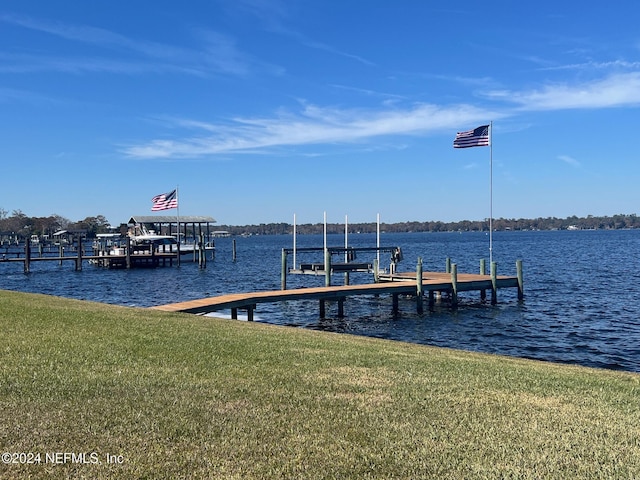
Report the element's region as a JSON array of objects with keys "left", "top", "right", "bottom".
[
  {"left": 0, "top": 250, "right": 177, "bottom": 271},
  {"left": 1, "top": 239, "right": 180, "bottom": 272},
  {"left": 151, "top": 263, "right": 523, "bottom": 319}
]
